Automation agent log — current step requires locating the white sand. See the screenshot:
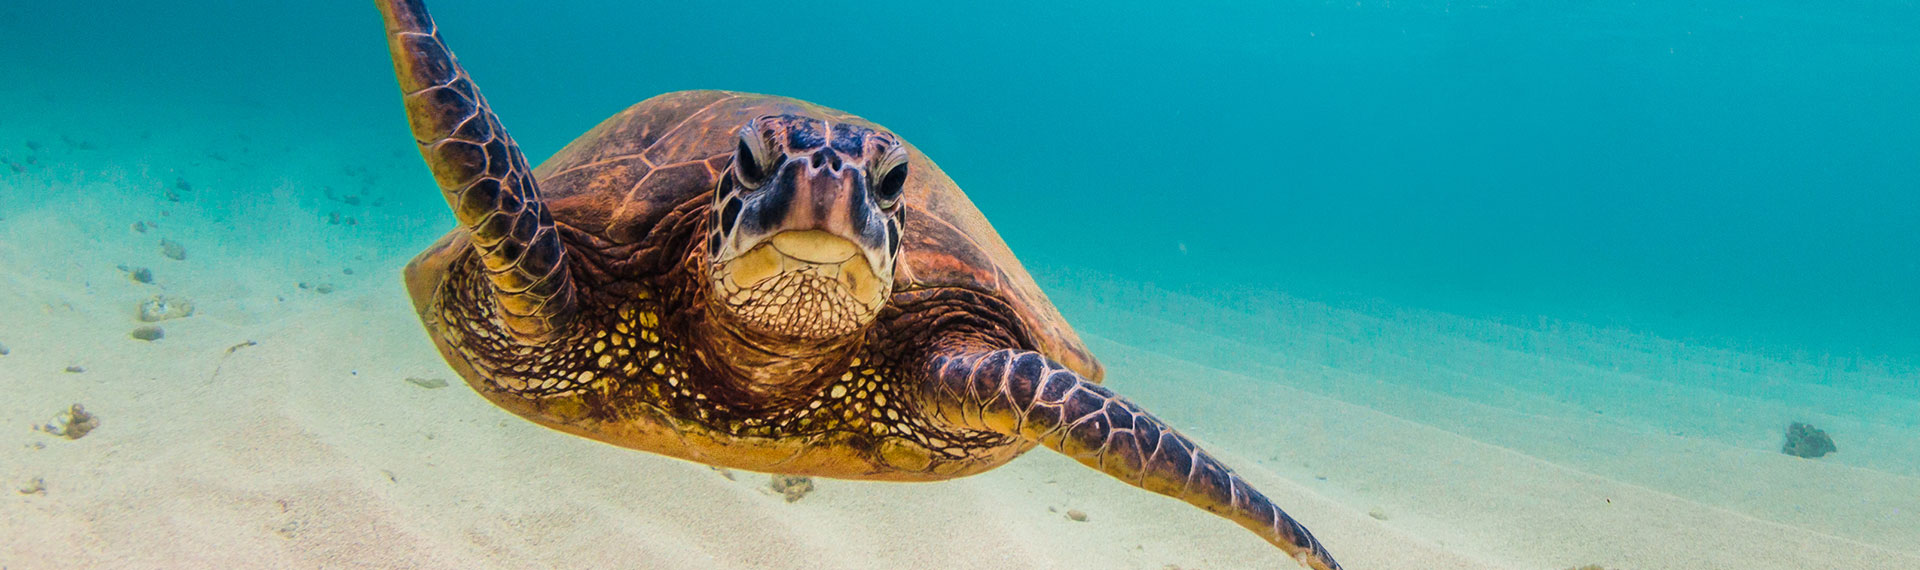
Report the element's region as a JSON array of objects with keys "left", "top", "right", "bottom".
[{"left": 4, "top": 98, "right": 1917, "bottom": 570}]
